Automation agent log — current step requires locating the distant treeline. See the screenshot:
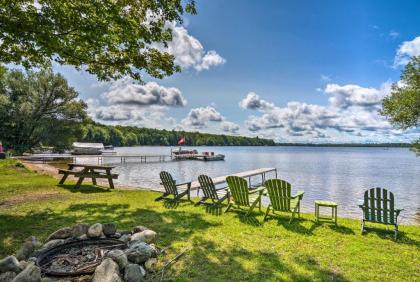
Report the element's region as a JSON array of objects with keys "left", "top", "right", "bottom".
[
  {"left": 275, "top": 143, "right": 412, "bottom": 148},
  {"left": 80, "top": 123, "right": 276, "bottom": 146}
]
